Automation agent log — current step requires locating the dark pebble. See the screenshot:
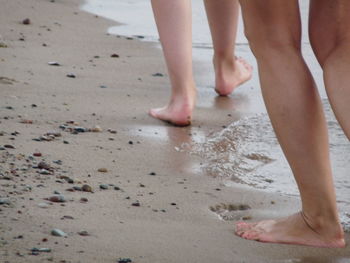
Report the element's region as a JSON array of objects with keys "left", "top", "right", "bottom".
[
  {"left": 48, "top": 195, "right": 66, "bottom": 203},
  {"left": 131, "top": 201, "right": 140, "bottom": 207},
  {"left": 152, "top": 73, "right": 164, "bottom": 77},
  {"left": 22, "top": 18, "right": 31, "bottom": 25},
  {"left": 99, "top": 184, "right": 108, "bottom": 190},
  {"left": 82, "top": 184, "right": 93, "bottom": 193},
  {"left": 78, "top": 231, "right": 89, "bottom": 236},
  {"left": 4, "top": 144, "right": 15, "bottom": 149},
  {"left": 66, "top": 73, "right": 76, "bottom": 78},
  {"left": 118, "top": 258, "right": 132, "bottom": 263},
  {"left": 110, "top": 54, "right": 119, "bottom": 58}
]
